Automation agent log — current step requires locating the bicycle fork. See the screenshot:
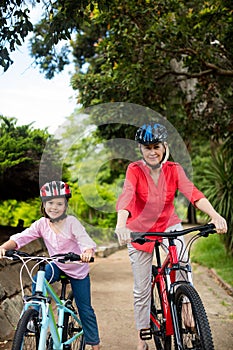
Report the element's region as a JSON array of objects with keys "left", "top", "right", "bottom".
[{"left": 166, "top": 266, "right": 193, "bottom": 350}]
